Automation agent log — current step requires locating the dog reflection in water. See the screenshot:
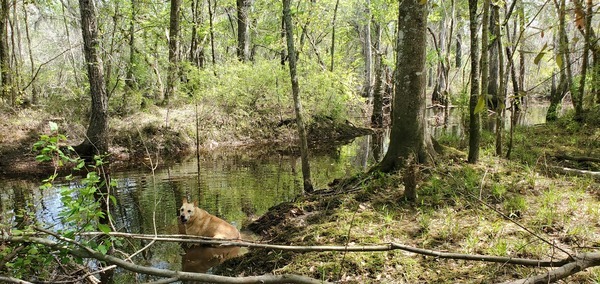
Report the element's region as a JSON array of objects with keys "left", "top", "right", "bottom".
[
  {"left": 179, "top": 198, "right": 242, "bottom": 273},
  {"left": 182, "top": 245, "right": 240, "bottom": 273}
]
